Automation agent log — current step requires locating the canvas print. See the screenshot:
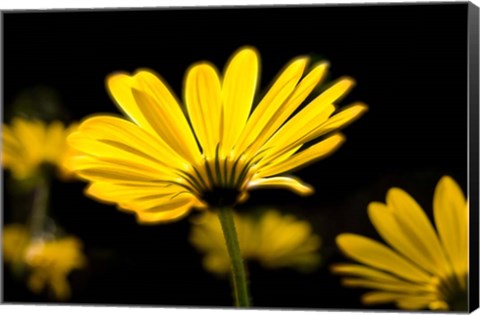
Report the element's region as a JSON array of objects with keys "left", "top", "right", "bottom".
[{"left": 1, "top": 2, "right": 479, "bottom": 312}]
